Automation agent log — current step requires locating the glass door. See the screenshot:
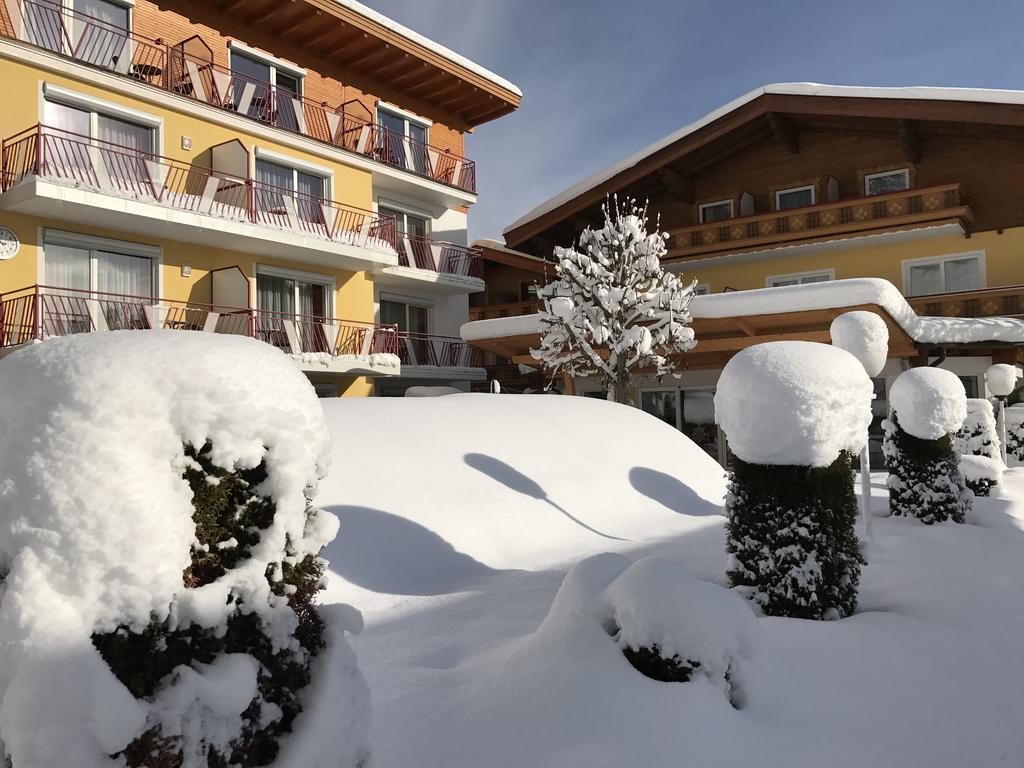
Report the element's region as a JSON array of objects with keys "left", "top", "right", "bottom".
[
  {"left": 230, "top": 52, "right": 272, "bottom": 120},
  {"left": 296, "top": 281, "right": 328, "bottom": 352},
  {"left": 378, "top": 110, "right": 406, "bottom": 167},
  {"left": 408, "top": 121, "right": 428, "bottom": 175},
  {"left": 275, "top": 71, "right": 300, "bottom": 131},
  {"left": 42, "top": 101, "right": 91, "bottom": 180},
  {"left": 72, "top": 0, "right": 130, "bottom": 69},
  {"left": 96, "top": 113, "right": 154, "bottom": 195},
  {"left": 24, "top": 0, "right": 64, "bottom": 53}
]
